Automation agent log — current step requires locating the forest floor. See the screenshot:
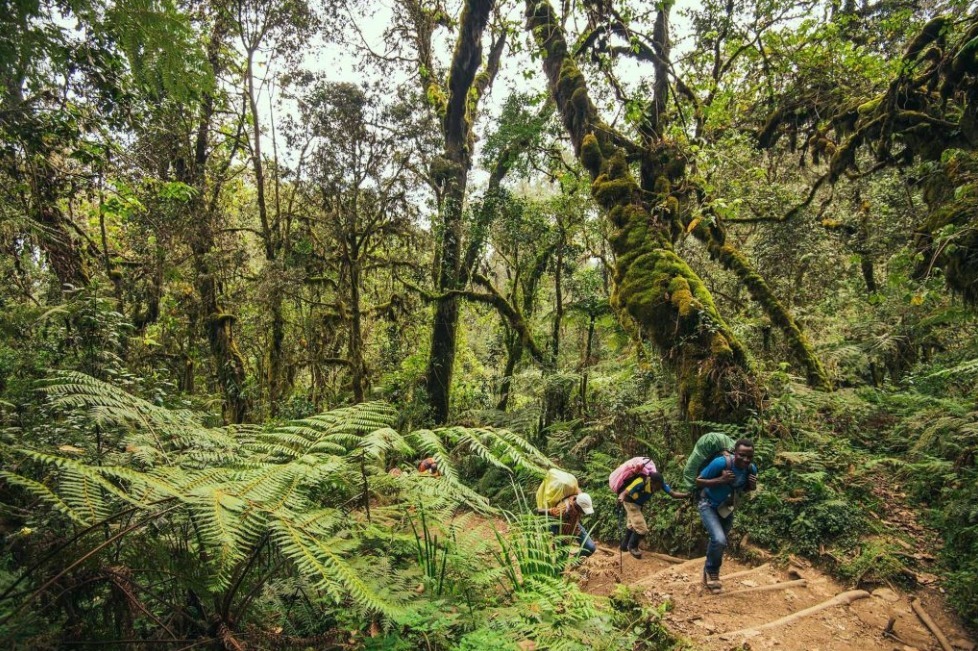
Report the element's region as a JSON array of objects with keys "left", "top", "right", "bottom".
[{"left": 574, "top": 543, "right": 975, "bottom": 651}]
